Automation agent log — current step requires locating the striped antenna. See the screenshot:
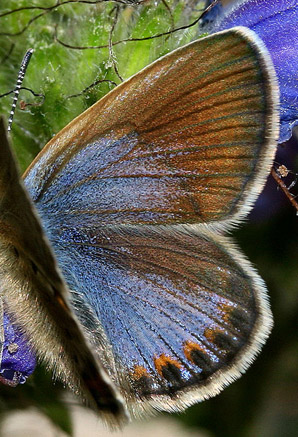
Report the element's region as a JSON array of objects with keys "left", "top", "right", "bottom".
[{"left": 8, "top": 48, "right": 34, "bottom": 132}]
